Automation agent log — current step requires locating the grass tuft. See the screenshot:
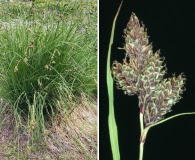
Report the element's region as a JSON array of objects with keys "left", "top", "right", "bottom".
[{"left": 0, "top": 0, "right": 97, "bottom": 159}]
